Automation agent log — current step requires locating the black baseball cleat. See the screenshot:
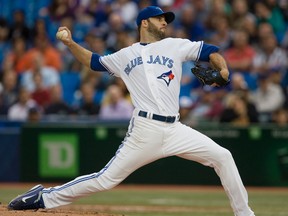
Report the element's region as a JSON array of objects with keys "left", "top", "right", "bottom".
[{"left": 8, "top": 184, "right": 45, "bottom": 210}]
